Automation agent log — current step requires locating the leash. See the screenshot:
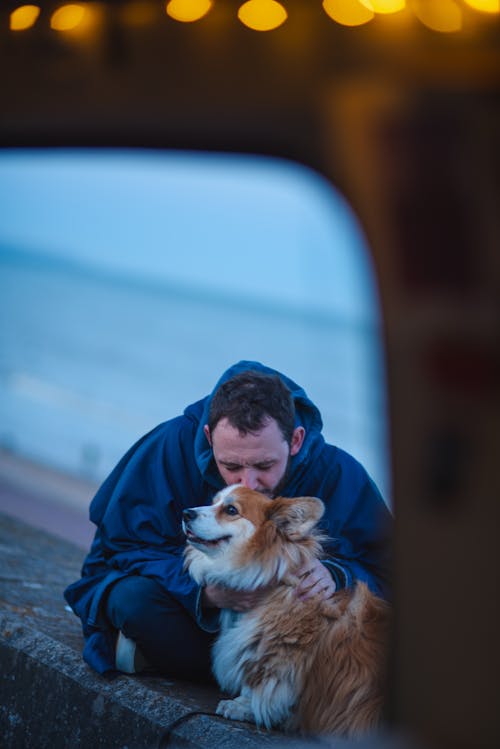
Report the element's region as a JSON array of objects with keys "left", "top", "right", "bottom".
[
  {"left": 156, "top": 709, "right": 334, "bottom": 748},
  {"left": 156, "top": 710, "right": 219, "bottom": 748}
]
